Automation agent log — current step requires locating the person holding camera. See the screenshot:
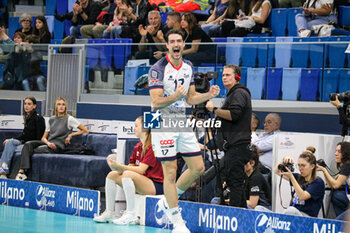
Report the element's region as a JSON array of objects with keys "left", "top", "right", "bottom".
[
  {"left": 206, "top": 64, "right": 252, "bottom": 208},
  {"left": 317, "top": 141, "right": 350, "bottom": 220},
  {"left": 274, "top": 147, "right": 325, "bottom": 217},
  {"left": 330, "top": 95, "right": 350, "bottom": 136}
]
